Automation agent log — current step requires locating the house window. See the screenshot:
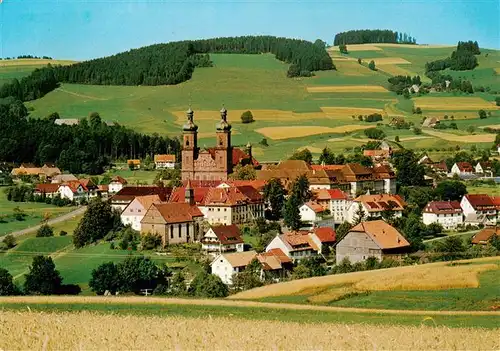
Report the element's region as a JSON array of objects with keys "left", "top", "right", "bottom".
[
  {"left": 178, "top": 224, "right": 182, "bottom": 238},
  {"left": 186, "top": 223, "right": 190, "bottom": 239},
  {"left": 170, "top": 226, "right": 173, "bottom": 239}
]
